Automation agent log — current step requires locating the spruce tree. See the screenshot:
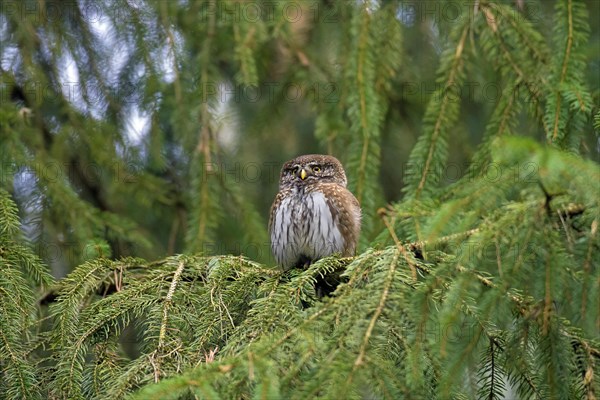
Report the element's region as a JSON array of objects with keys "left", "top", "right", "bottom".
[{"left": 0, "top": 1, "right": 598, "bottom": 399}]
